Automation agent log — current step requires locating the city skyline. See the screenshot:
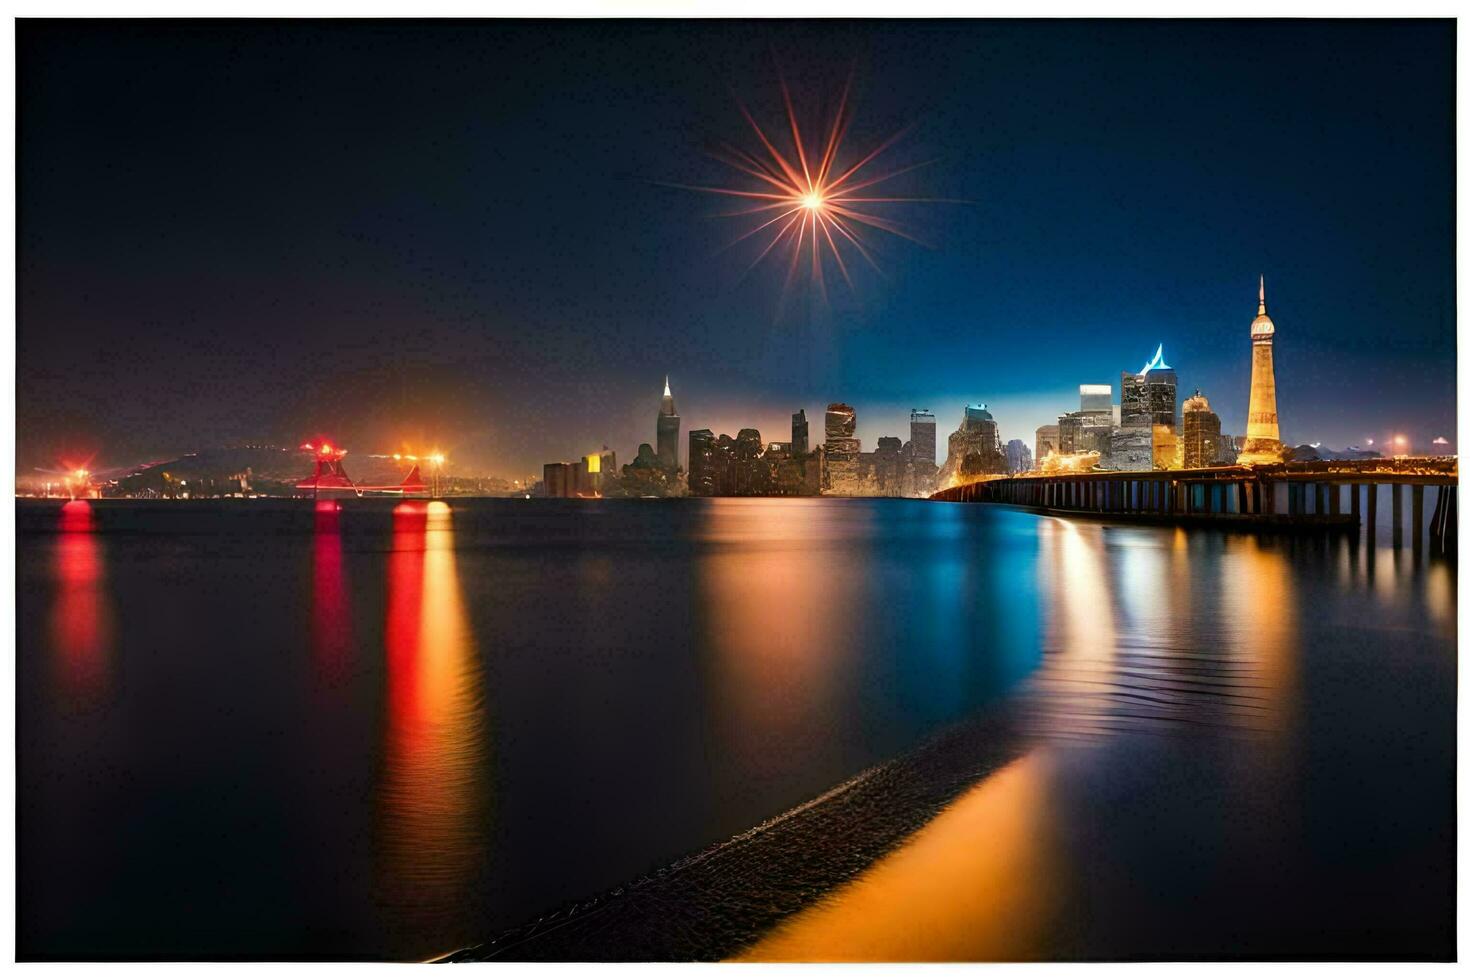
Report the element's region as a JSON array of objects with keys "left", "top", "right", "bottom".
[{"left": 17, "top": 20, "right": 1454, "bottom": 479}]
